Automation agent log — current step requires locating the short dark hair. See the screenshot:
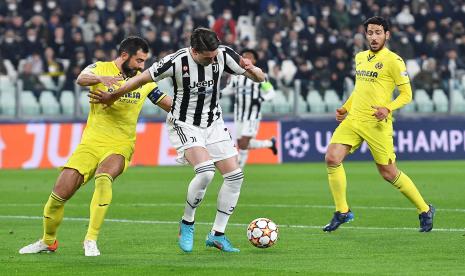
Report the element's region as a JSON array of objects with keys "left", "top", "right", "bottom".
[
  {"left": 118, "top": 36, "right": 149, "bottom": 56},
  {"left": 363, "top": 16, "right": 390, "bottom": 32},
  {"left": 240, "top": 48, "right": 258, "bottom": 60},
  {"left": 190, "top": 27, "right": 220, "bottom": 52}
]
